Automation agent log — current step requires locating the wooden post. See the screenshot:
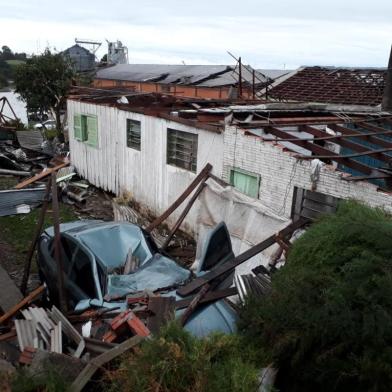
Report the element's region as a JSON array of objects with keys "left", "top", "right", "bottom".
[
  {"left": 20, "top": 177, "right": 52, "bottom": 295},
  {"left": 160, "top": 182, "right": 207, "bottom": 251},
  {"left": 51, "top": 173, "right": 67, "bottom": 312},
  {"left": 252, "top": 69, "right": 256, "bottom": 99},
  {"left": 180, "top": 284, "right": 210, "bottom": 326},
  {"left": 146, "top": 163, "right": 212, "bottom": 232},
  {"left": 238, "top": 57, "right": 243, "bottom": 98}
]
